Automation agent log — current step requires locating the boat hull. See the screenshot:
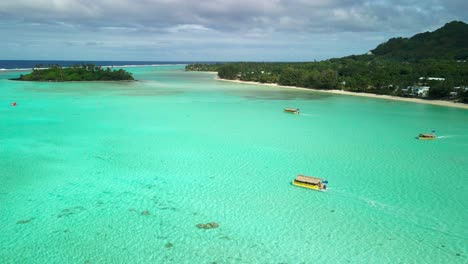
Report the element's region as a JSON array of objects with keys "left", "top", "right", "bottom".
[
  {"left": 284, "top": 109, "right": 299, "bottom": 114},
  {"left": 292, "top": 180, "right": 323, "bottom": 191},
  {"left": 418, "top": 137, "right": 436, "bottom": 140},
  {"left": 418, "top": 133, "right": 436, "bottom": 140}
]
